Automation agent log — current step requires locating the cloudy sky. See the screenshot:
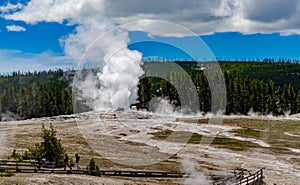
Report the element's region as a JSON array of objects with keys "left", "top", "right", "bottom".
[{"left": 1, "top": 0, "right": 300, "bottom": 72}]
